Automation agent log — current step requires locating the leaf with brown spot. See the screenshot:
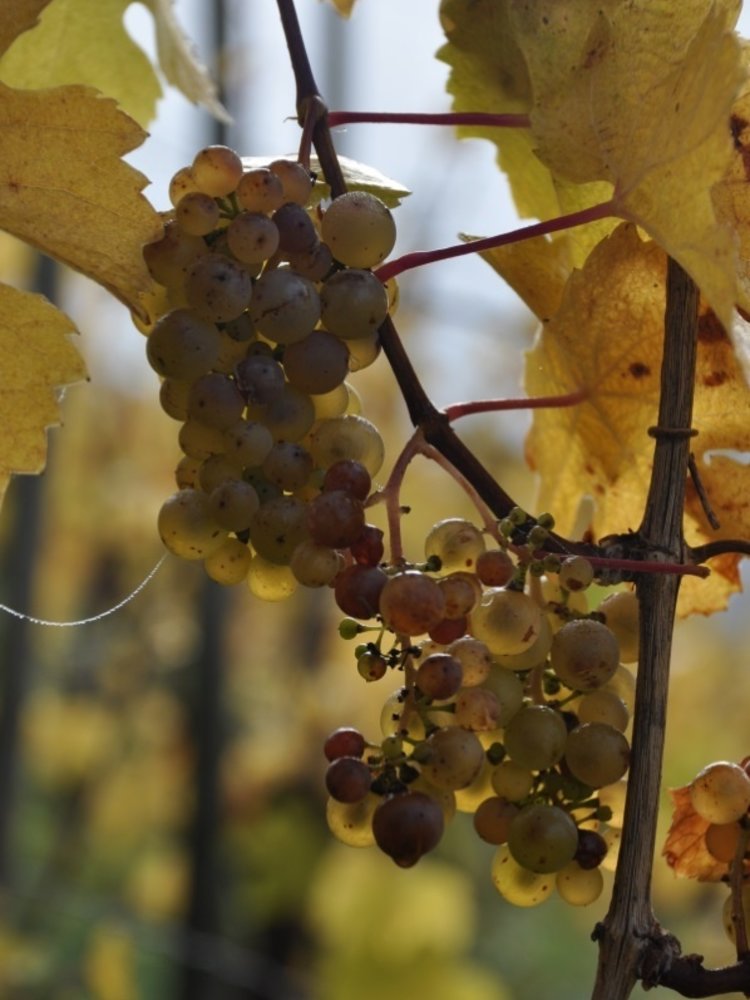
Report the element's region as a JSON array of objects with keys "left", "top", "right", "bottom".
[{"left": 662, "top": 784, "right": 729, "bottom": 881}]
